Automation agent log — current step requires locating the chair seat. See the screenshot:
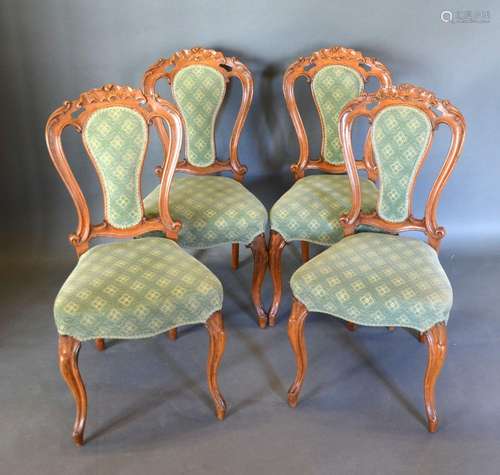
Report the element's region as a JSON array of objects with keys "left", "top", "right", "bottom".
[
  {"left": 54, "top": 238, "right": 223, "bottom": 341},
  {"left": 290, "top": 233, "right": 452, "bottom": 332},
  {"left": 143, "top": 175, "right": 267, "bottom": 248},
  {"left": 270, "top": 174, "right": 379, "bottom": 245}
]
